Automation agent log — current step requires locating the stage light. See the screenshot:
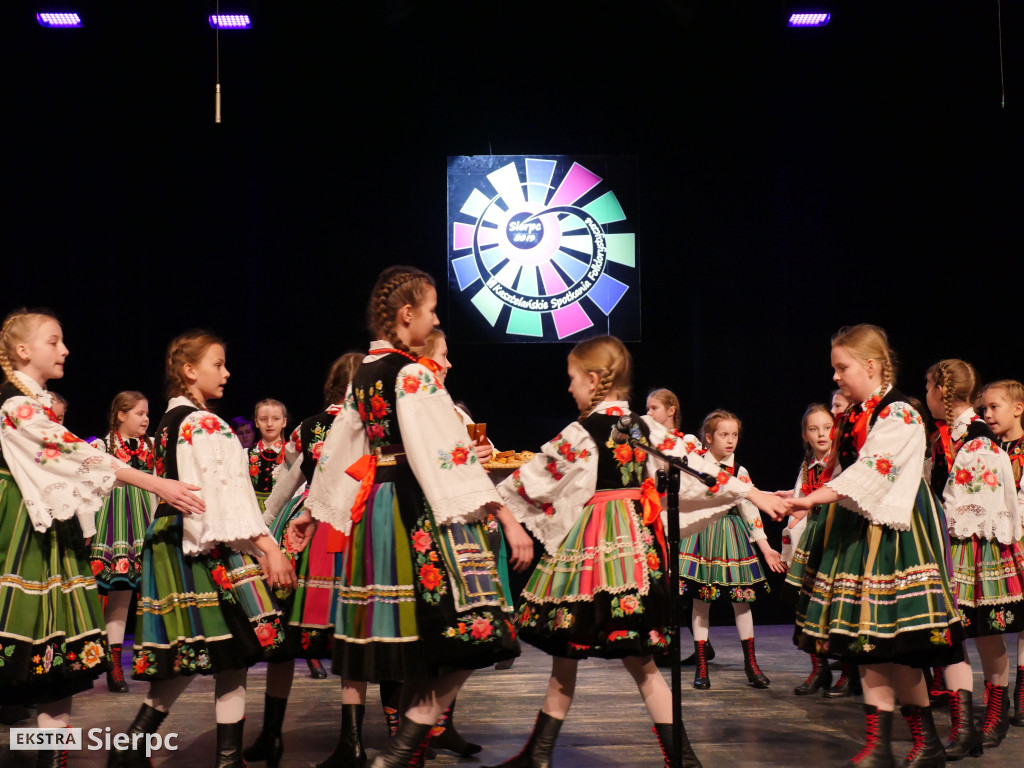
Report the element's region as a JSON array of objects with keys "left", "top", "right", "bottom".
[
  {"left": 209, "top": 14, "right": 252, "bottom": 29},
  {"left": 788, "top": 13, "right": 831, "bottom": 27},
  {"left": 36, "top": 12, "right": 83, "bottom": 28}
]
